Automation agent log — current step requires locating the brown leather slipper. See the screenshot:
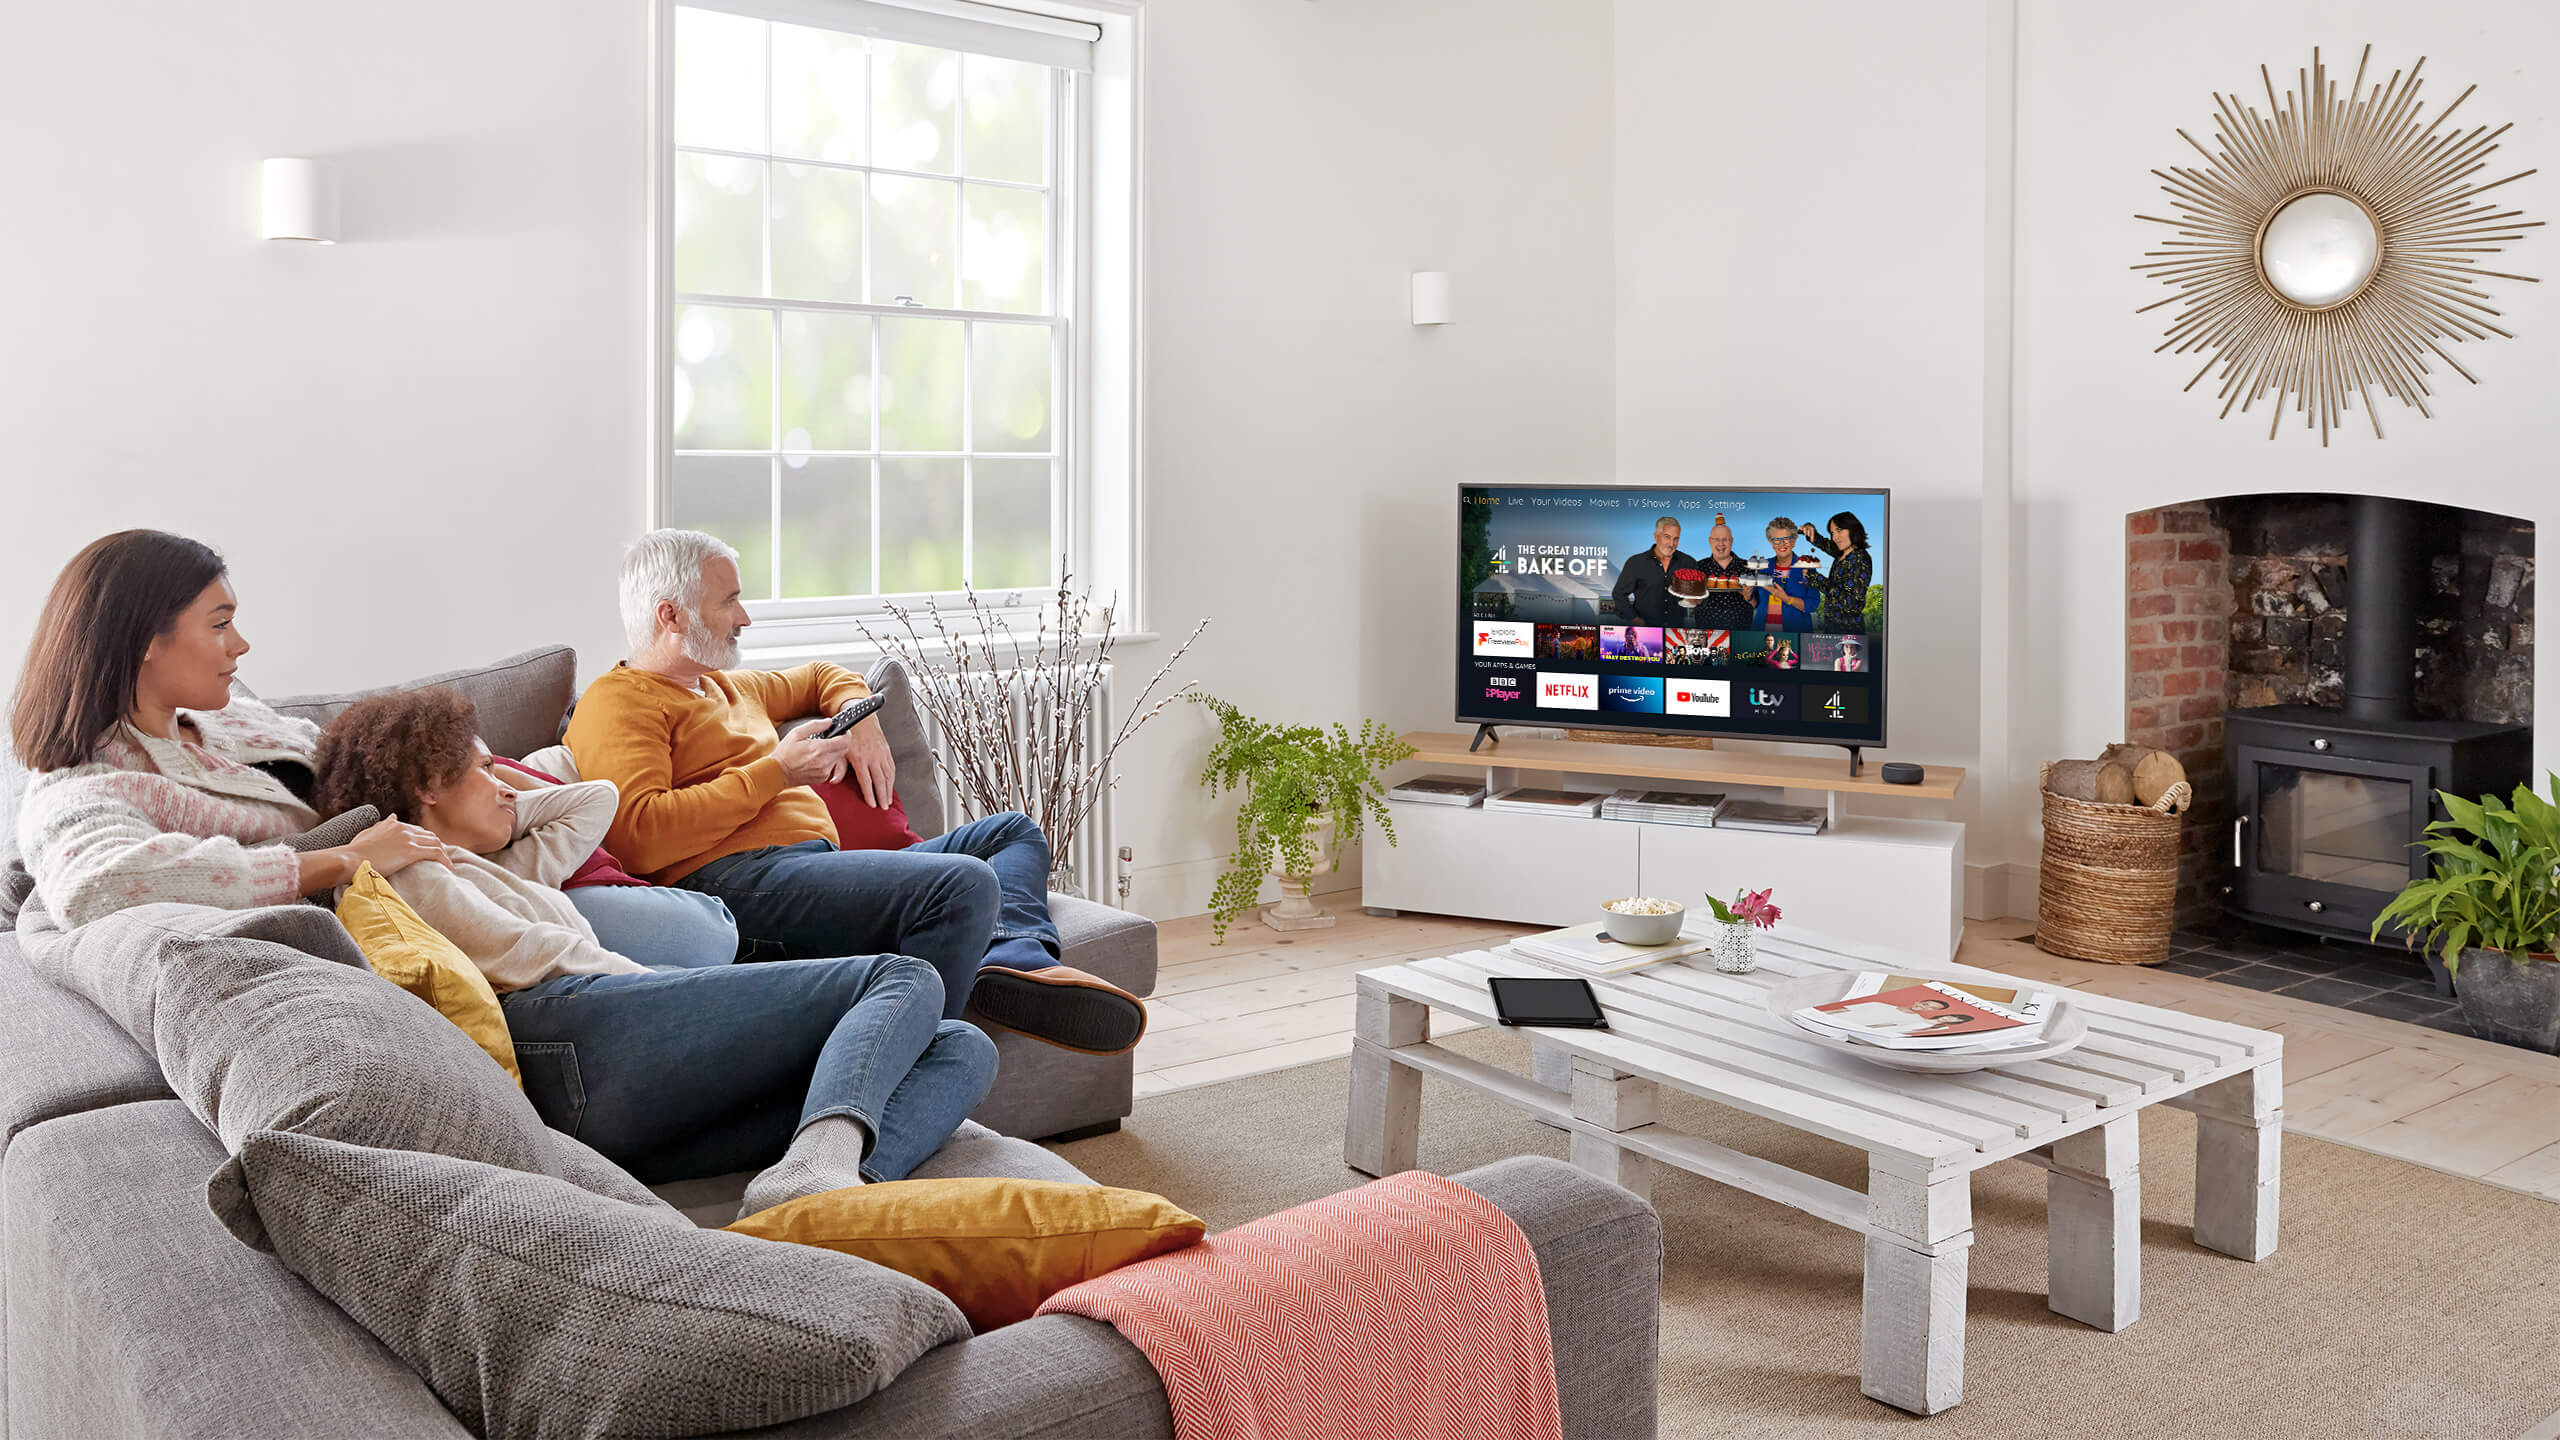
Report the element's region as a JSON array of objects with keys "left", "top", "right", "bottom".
[{"left": 968, "top": 965, "right": 1148, "bottom": 1056}]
